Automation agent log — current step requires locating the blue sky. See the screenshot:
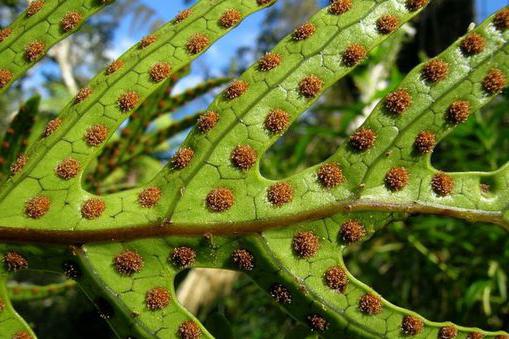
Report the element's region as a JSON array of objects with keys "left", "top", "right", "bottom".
[{"left": 106, "top": 0, "right": 509, "bottom": 95}]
